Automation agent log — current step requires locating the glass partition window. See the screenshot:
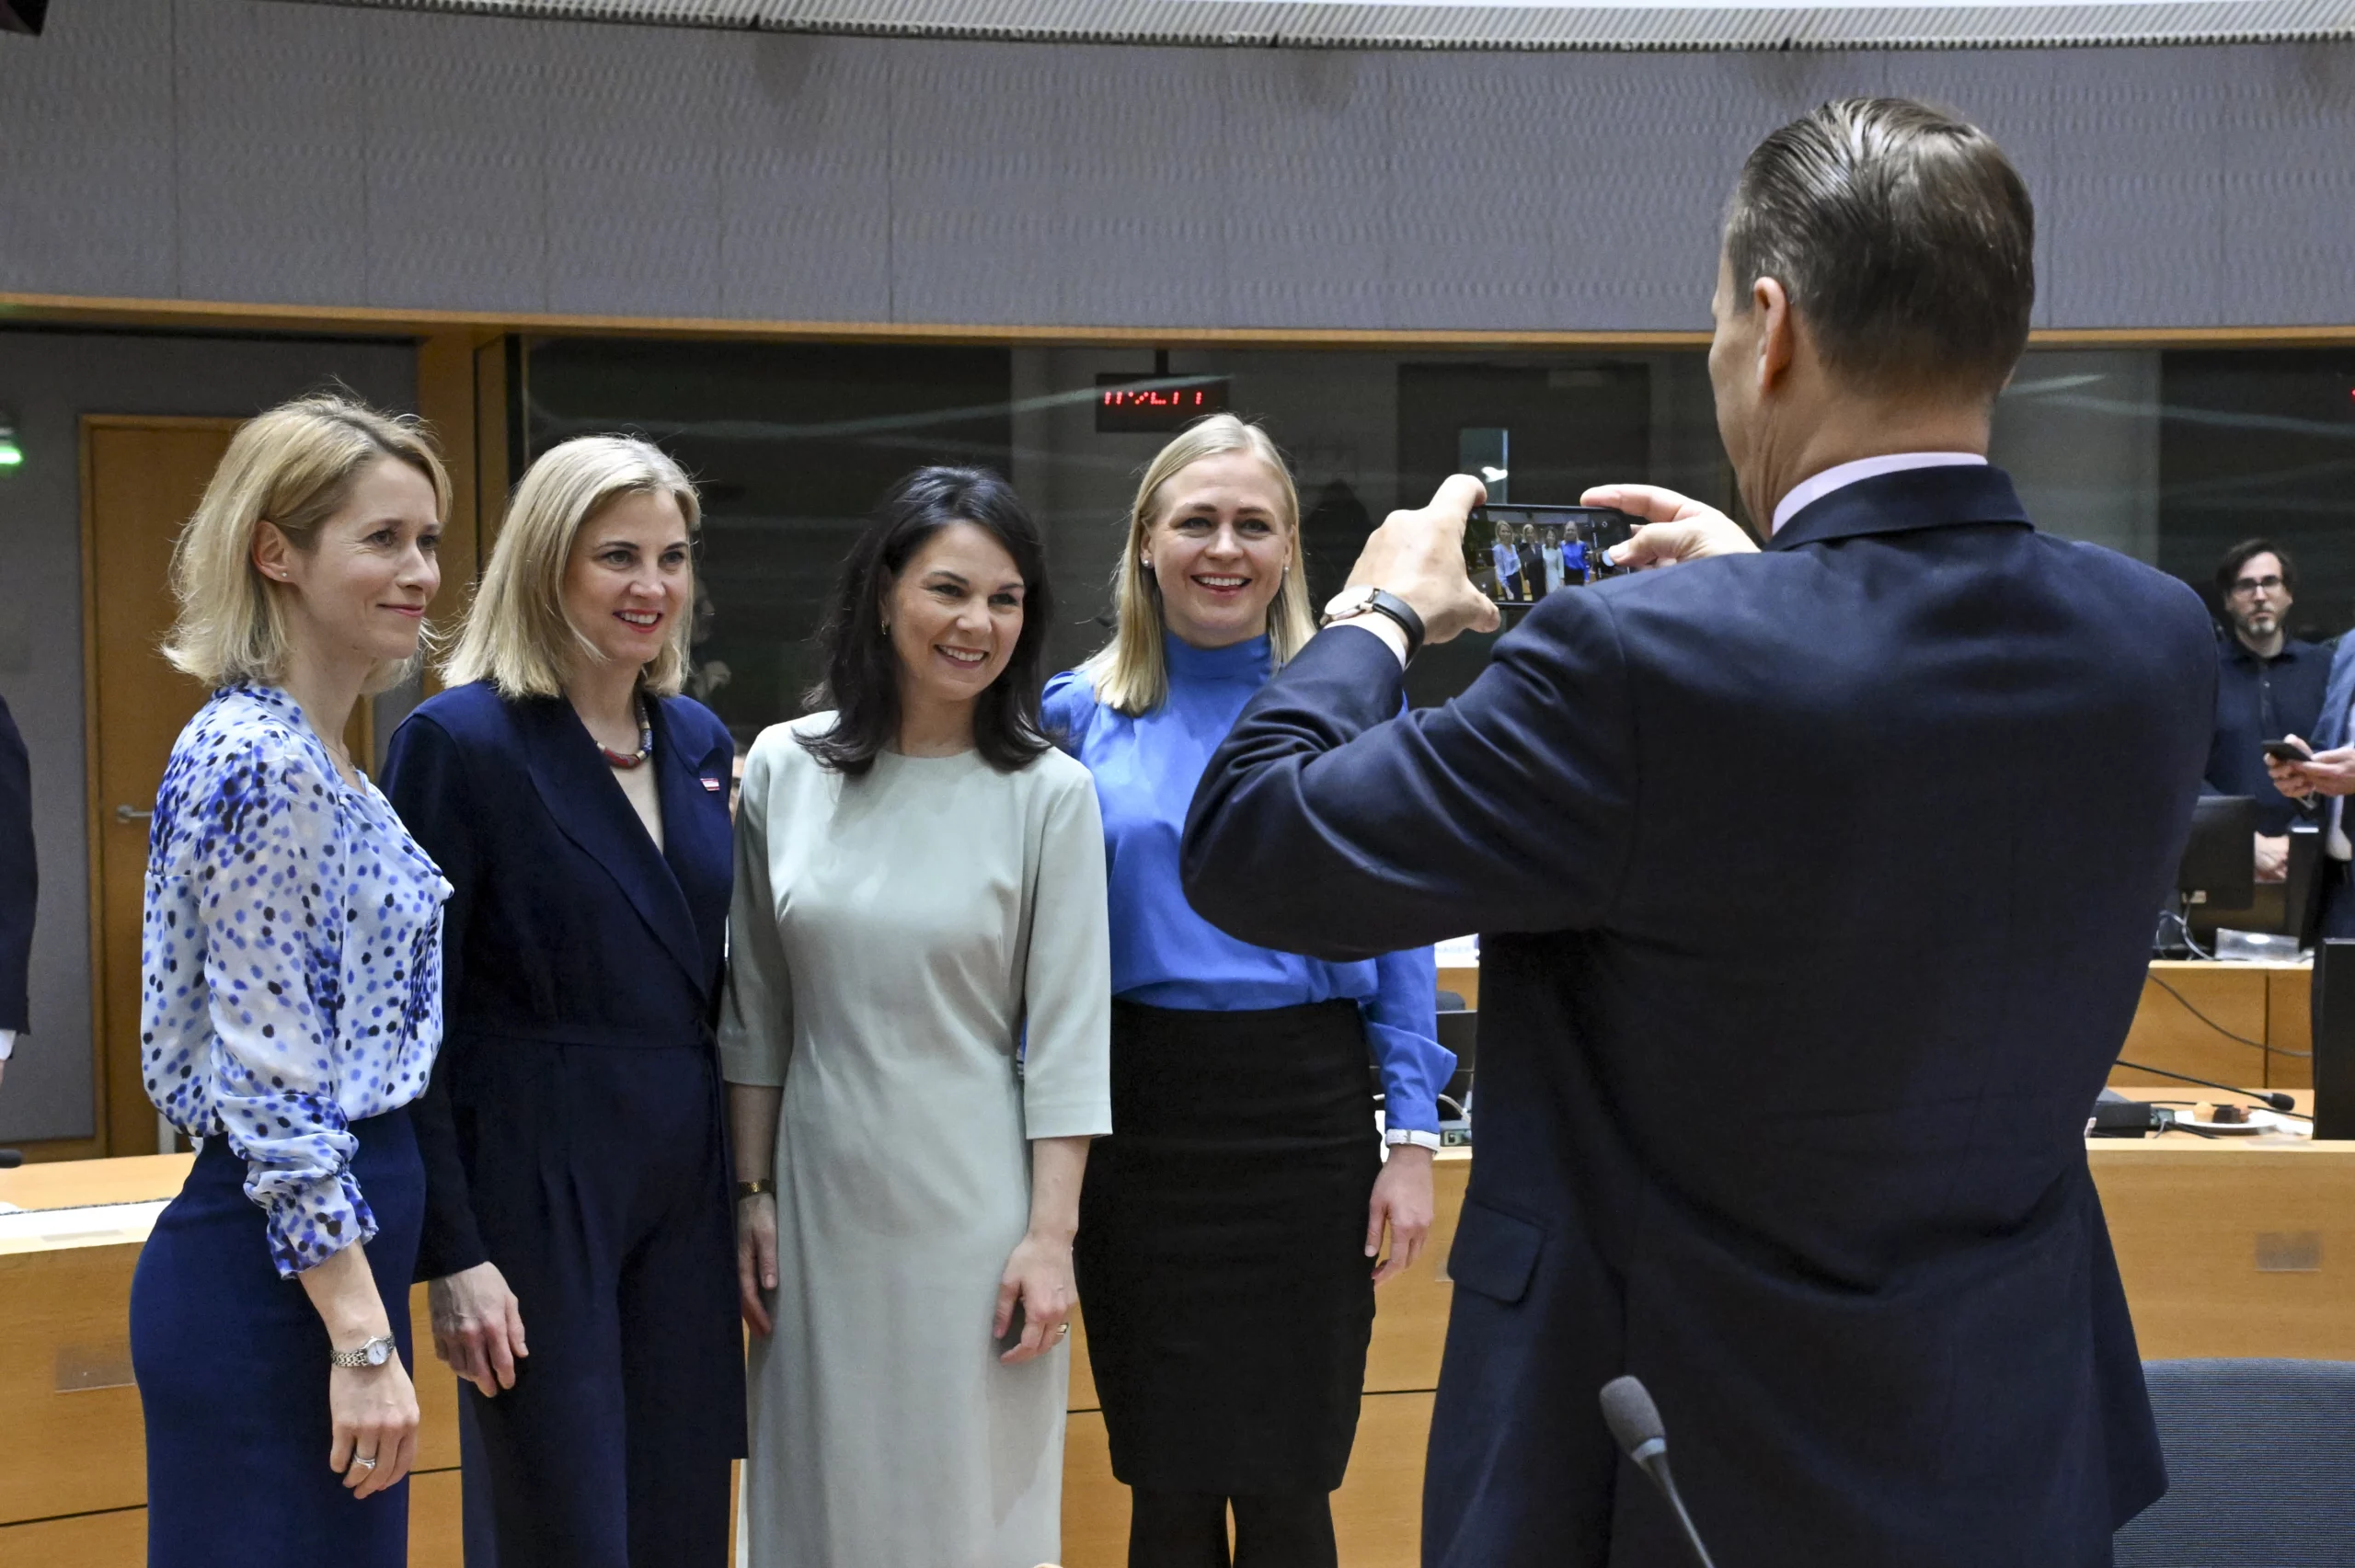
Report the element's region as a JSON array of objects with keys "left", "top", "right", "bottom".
[{"left": 519, "top": 338, "right": 2355, "bottom": 742}]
